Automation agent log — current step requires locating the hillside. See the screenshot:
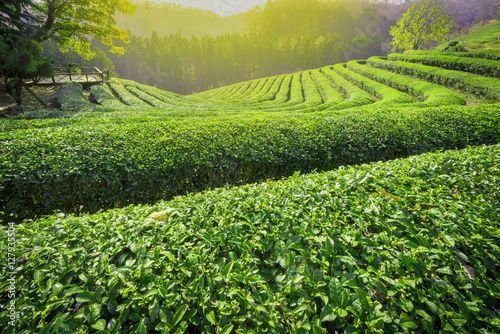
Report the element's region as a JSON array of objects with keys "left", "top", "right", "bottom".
[
  {"left": 439, "top": 21, "right": 500, "bottom": 51},
  {"left": 2, "top": 28, "right": 500, "bottom": 334},
  {"left": 115, "top": 4, "right": 247, "bottom": 38}
]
